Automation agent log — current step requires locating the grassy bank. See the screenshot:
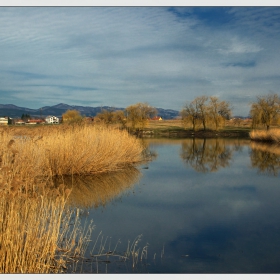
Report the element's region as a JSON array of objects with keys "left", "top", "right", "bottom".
[{"left": 142, "top": 120, "right": 251, "bottom": 138}]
